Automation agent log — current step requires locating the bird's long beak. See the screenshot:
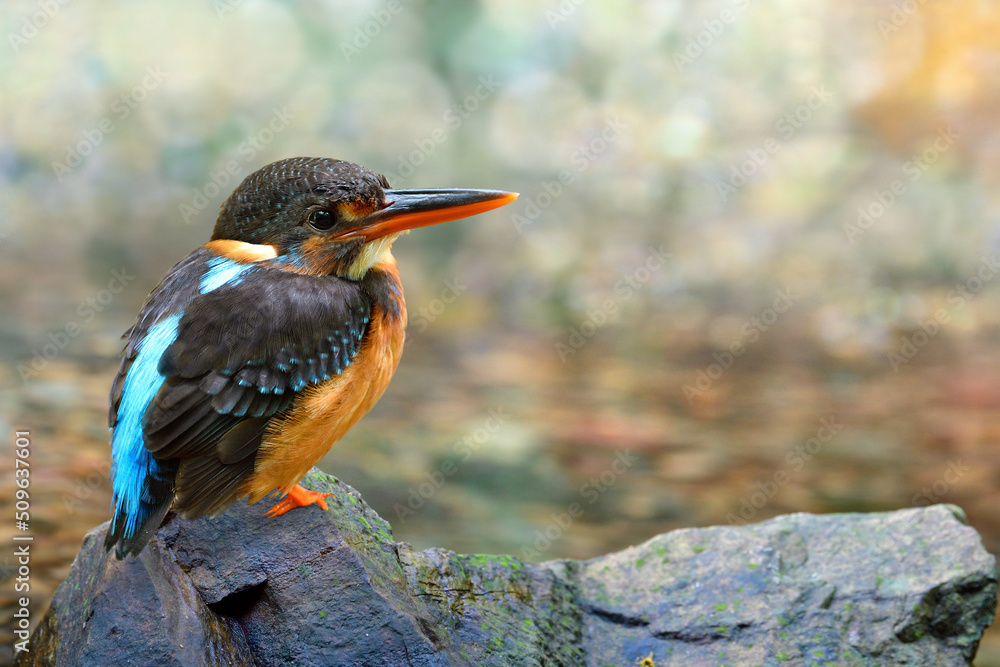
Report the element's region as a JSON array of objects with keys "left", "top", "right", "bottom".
[{"left": 335, "top": 188, "right": 518, "bottom": 241}]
